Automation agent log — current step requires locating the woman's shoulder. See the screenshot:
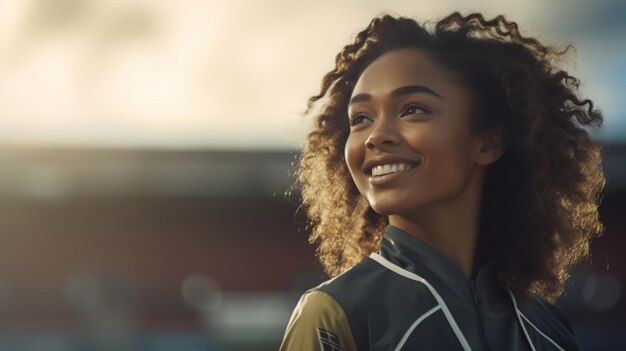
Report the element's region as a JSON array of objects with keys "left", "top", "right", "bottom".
[
  {"left": 314, "top": 253, "right": 436, "bottom": 311},
  {"left": 279, "top": 257, "right": 391, "bottom": 351},
  {"left": 523, "top": 294, "right": 575, "bottom": 330},
  {"left": 515, "top": 292, "right": 580, "bottom": 350},
  {"left": 314, "top": 256, "right": 386, "bottom": 295},
  {"left": 280, "top": 289, "right": 358, "bottom": 351}
]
